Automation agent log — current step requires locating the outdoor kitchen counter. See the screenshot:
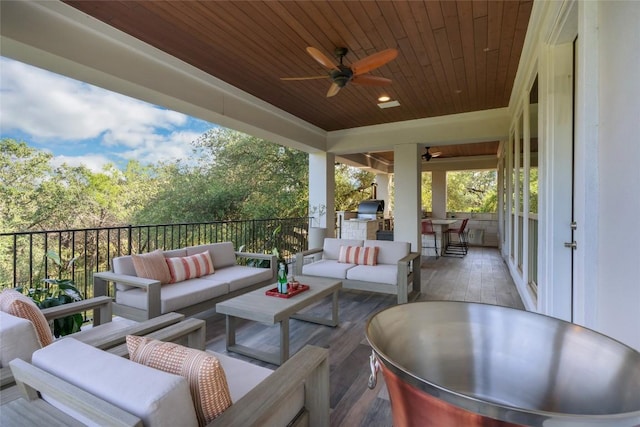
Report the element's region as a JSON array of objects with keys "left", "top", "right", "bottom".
[{"left": 341, "top": 218, "right": 383, "bottom": 240}]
